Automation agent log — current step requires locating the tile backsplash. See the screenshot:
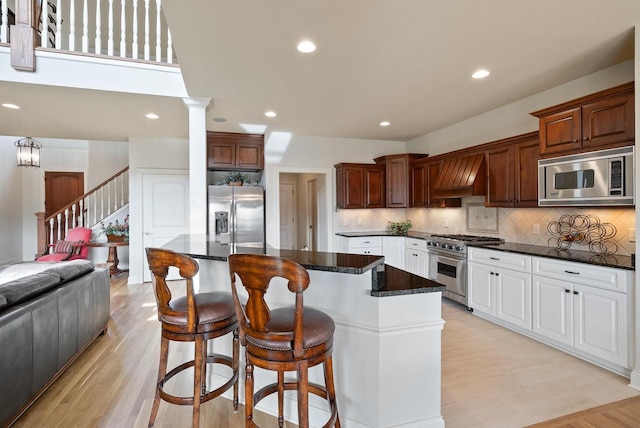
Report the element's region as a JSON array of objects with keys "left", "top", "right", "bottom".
[{"left": 335, "top": 196, "right": 636, "bottom": 256}]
